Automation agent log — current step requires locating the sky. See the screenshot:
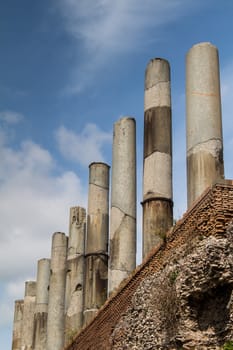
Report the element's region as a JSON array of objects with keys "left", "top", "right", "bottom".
[{"left": 1, "top": 1, "right": 233, "bottom": 348}]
